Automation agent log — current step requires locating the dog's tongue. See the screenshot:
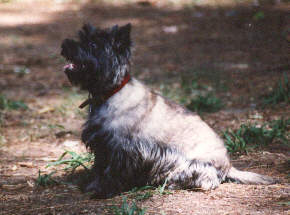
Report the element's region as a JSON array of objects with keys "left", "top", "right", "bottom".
[{"left": 63, "top": 63, "right": 74, "bottom": 71}]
